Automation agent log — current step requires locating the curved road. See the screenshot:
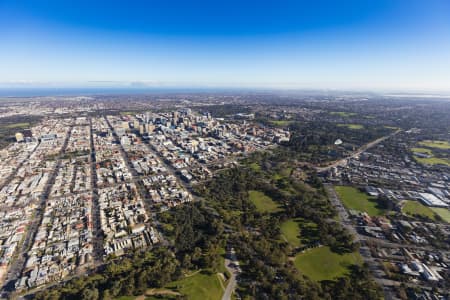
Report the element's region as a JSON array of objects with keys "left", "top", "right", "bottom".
[{"left": 222, "top": 248, "right": 240, "bottom": 300}]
